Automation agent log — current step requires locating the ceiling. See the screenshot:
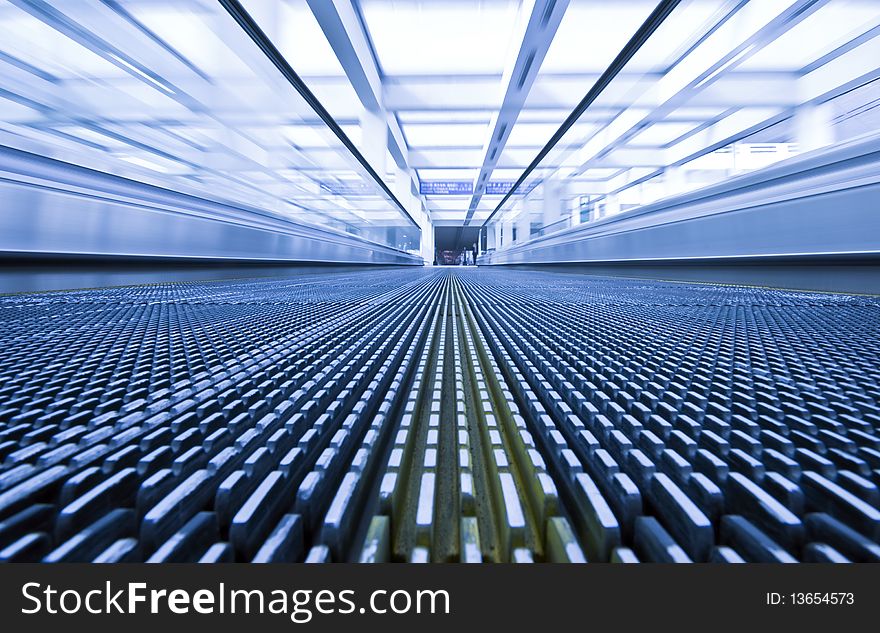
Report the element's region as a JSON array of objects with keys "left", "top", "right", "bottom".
[{"left": 280, "top": 0, "right": 880, "bottom": 228}]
